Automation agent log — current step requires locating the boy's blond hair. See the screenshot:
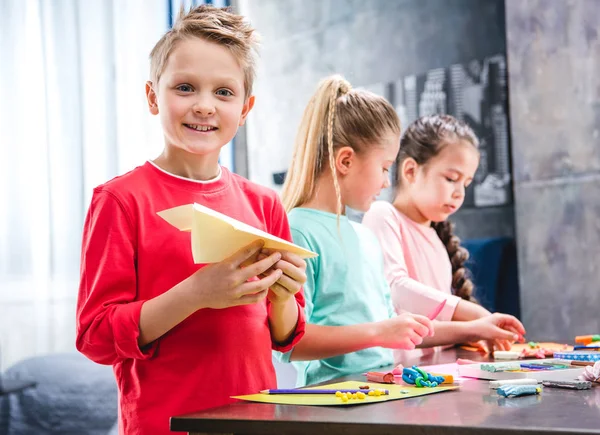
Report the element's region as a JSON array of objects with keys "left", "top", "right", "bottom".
[{"left": 149, "top": 4, "right": 259, "bottom": 99}]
